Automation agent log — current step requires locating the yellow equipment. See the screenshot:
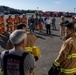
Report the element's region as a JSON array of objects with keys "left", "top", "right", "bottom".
[{"left": 25, "top": 46, "right": 41, "bottom": 61}]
